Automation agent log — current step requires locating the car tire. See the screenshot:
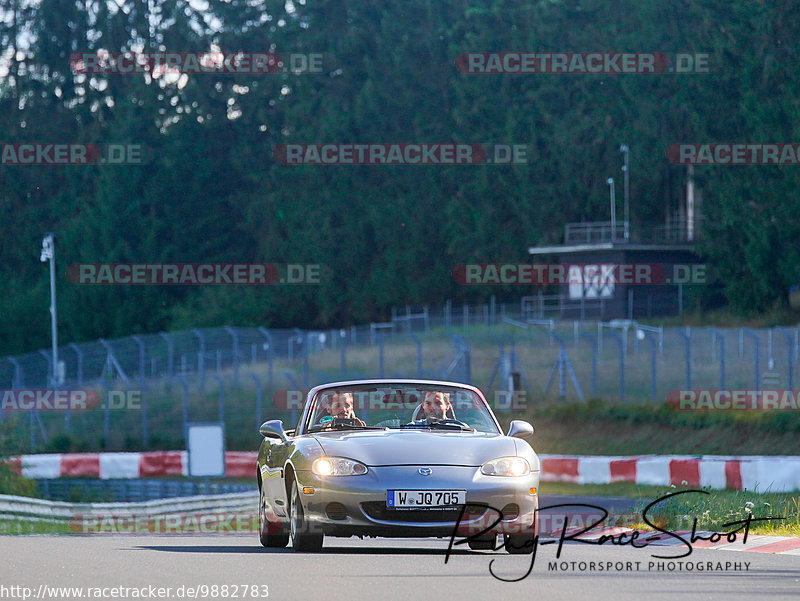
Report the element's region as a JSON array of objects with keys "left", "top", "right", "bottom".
[
  {"left": 259, "top": 484, "right": 289, "bottom": 548},
  {"left": 504, "top": 534, "right": 535, "bottom": 554},
  {"left": 468, "top": 534, "right": 498, "bottom": 551},
  {"left": 290, "top": 479, "right": 323, "bottom": 552}
]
